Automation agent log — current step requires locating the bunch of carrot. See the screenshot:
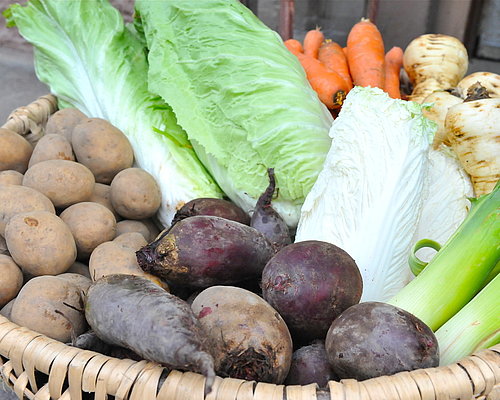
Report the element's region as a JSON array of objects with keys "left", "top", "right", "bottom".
[{"left": 284, "top": 18, "right": 404, "bottom": 112}]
